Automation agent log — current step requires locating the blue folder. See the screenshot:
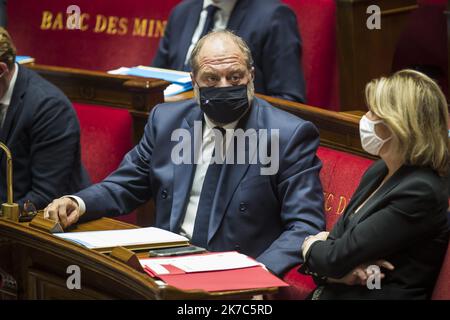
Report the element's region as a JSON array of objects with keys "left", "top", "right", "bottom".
[{"left": 122, "top": 66, "right": 193, "bottom": 97}]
